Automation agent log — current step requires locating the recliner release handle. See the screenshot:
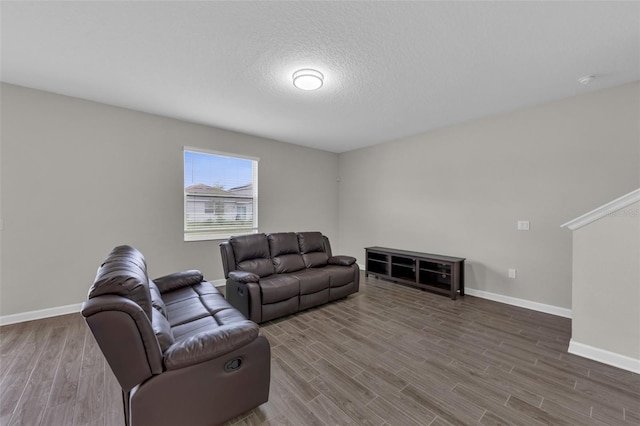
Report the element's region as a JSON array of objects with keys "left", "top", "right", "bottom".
[{"left": 224, "top": 357, "right": 242, "bottom": 372}]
